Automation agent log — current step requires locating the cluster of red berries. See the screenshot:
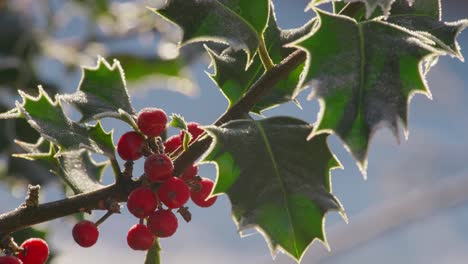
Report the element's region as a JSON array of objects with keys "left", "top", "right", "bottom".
[
  {"left": 70, "top": 108, "right": 217, "bottom": 251},
  {"left": 0, "top": 238, "right": 49, "bottom": 264}
]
